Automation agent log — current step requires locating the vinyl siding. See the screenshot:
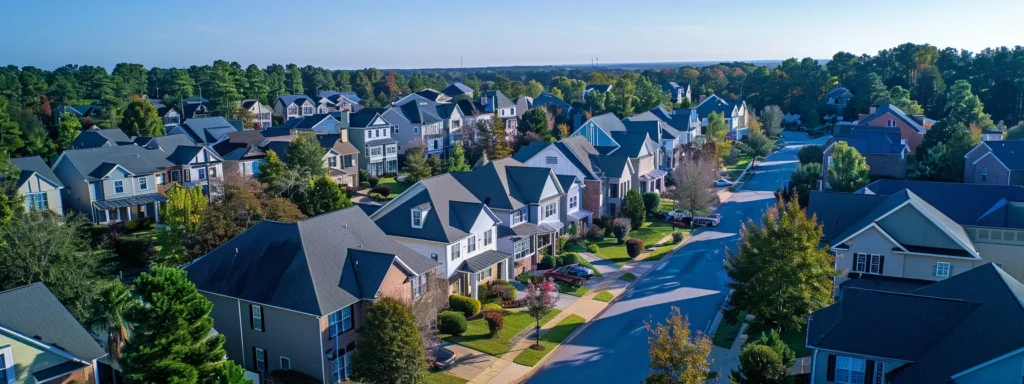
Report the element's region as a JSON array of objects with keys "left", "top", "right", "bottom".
[
  {"left": 0, "top": 330, "right": 90, "bottom": 383},
  {"left": 16, "top": 173, "right": 63, "bottom": 214},
  {"left": 877, "top": 205, "right": 963, "bottom": 250}
]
